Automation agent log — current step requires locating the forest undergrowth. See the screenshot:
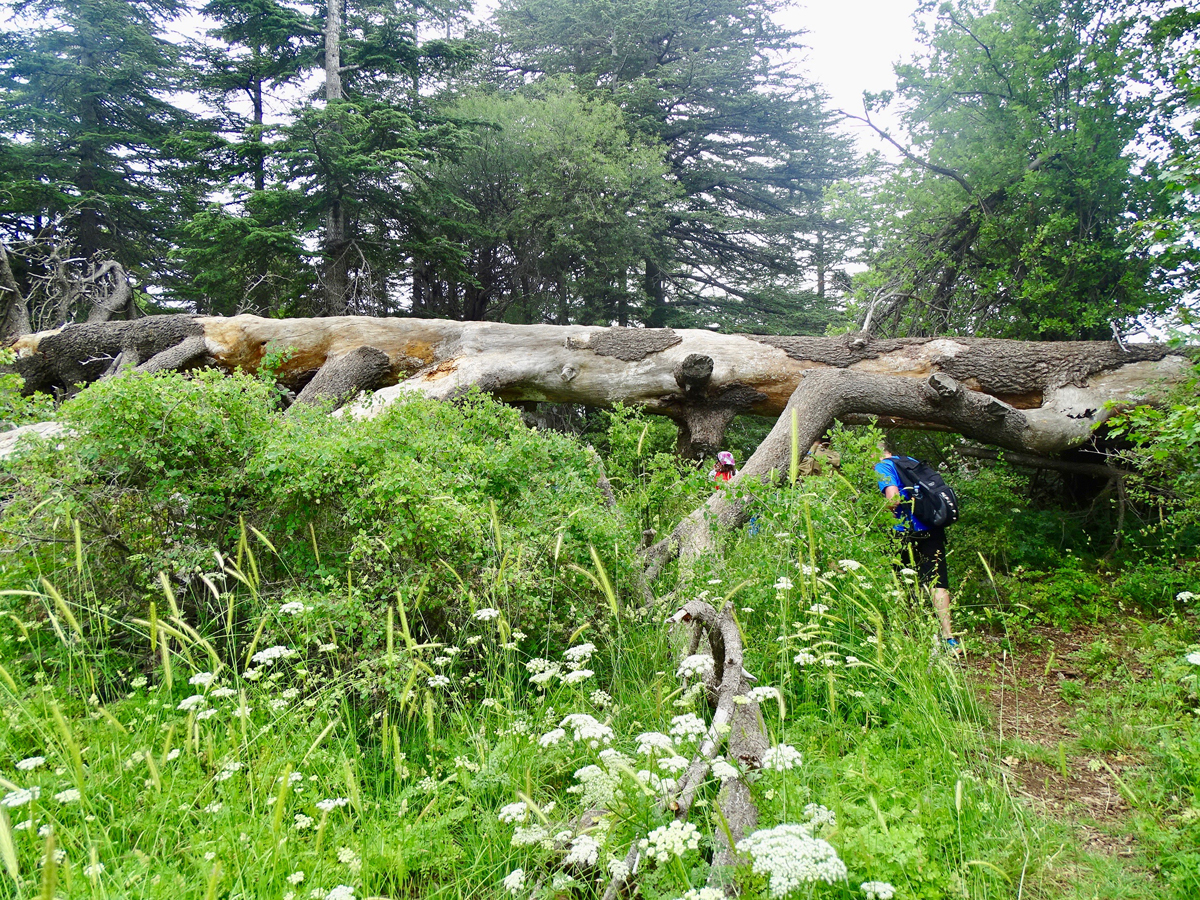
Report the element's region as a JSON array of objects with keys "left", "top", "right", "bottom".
[{"left": 0, "top": 370, "right": 1197, "bottom": 900}]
